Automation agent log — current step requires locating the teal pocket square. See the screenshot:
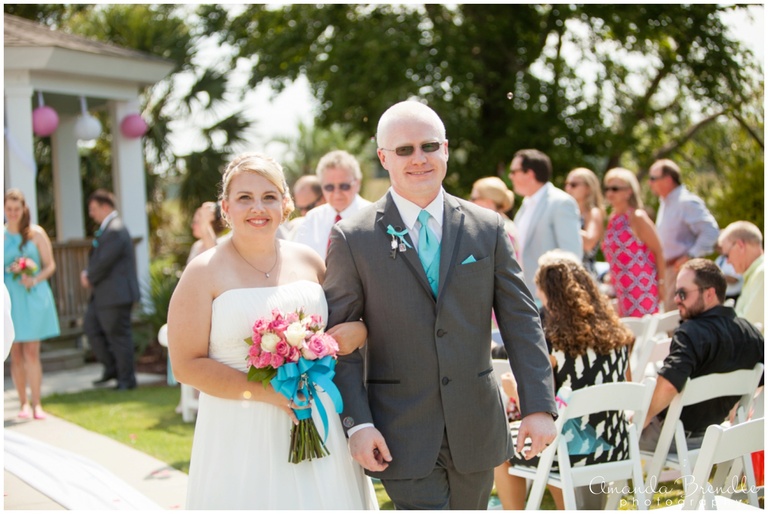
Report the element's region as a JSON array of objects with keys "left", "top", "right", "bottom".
[{"left": 461, "top": 255, "right": 477, "bottom": 265}]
